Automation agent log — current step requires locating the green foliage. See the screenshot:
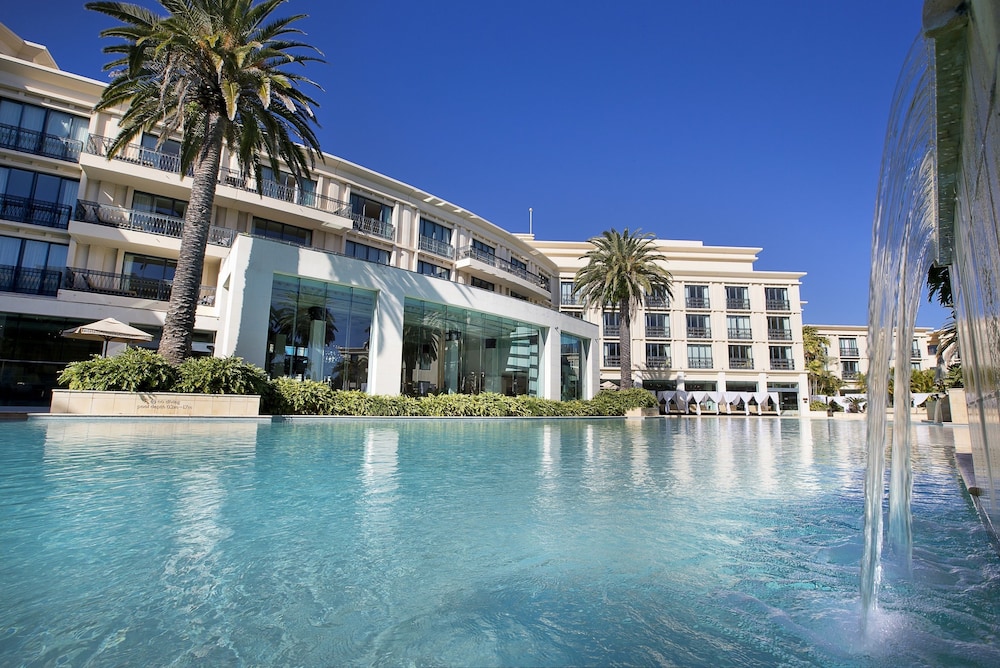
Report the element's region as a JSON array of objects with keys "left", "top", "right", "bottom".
[
  {"left": 910, "top": 368, "right": 937, "bottom": 393},
  {"left": 943, "top": 363, "right": 964, "bottom": 388},
  {"left": 174, "top": 356, "right": 270, "bottom": 395},
  {"left": 58, "top": 348, "right": 177, "bottom": 392},
  {"left": 587, "top": 388, "right": 658, "bottom": 416},
  {"left": 809, "top": 400, "right": 830, "bottom": 412},
  {"left": 268, "top": 377, "right": 336, "bottom": 415}
]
